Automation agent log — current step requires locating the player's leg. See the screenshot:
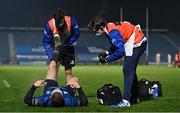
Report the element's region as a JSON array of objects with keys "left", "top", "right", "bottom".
[
  {"left": 44, "top": 60, "right": 60, "bottom": 93},
  {"left": 61, "top": 46, "right": 75, "bottom": 83},
  {"left": 123, "top": 55, "right": 136, "bottom": 102},
  {"left": 45, "top": 46, "right": 62, "bottom": 81},
  {"left": 130, "top": 68, "right": 139, "bottom": 104},
  {"left": 44, "top": 49, "right": 61, "bottom": 92},
  {"left": 130, "top": 48, "right": 142, "bottom": 104},
  {"left": 131, "top": 41, "right": 147, "bottom": 102},
  {"left": 65, "top": 67, "right": 73, "bottom": 83},
  {"left": 45, "top": 60, "right": 60, "bottom": 81},
  {"left": 123, "top": 41, "right": 147, "bottom": 102}
]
